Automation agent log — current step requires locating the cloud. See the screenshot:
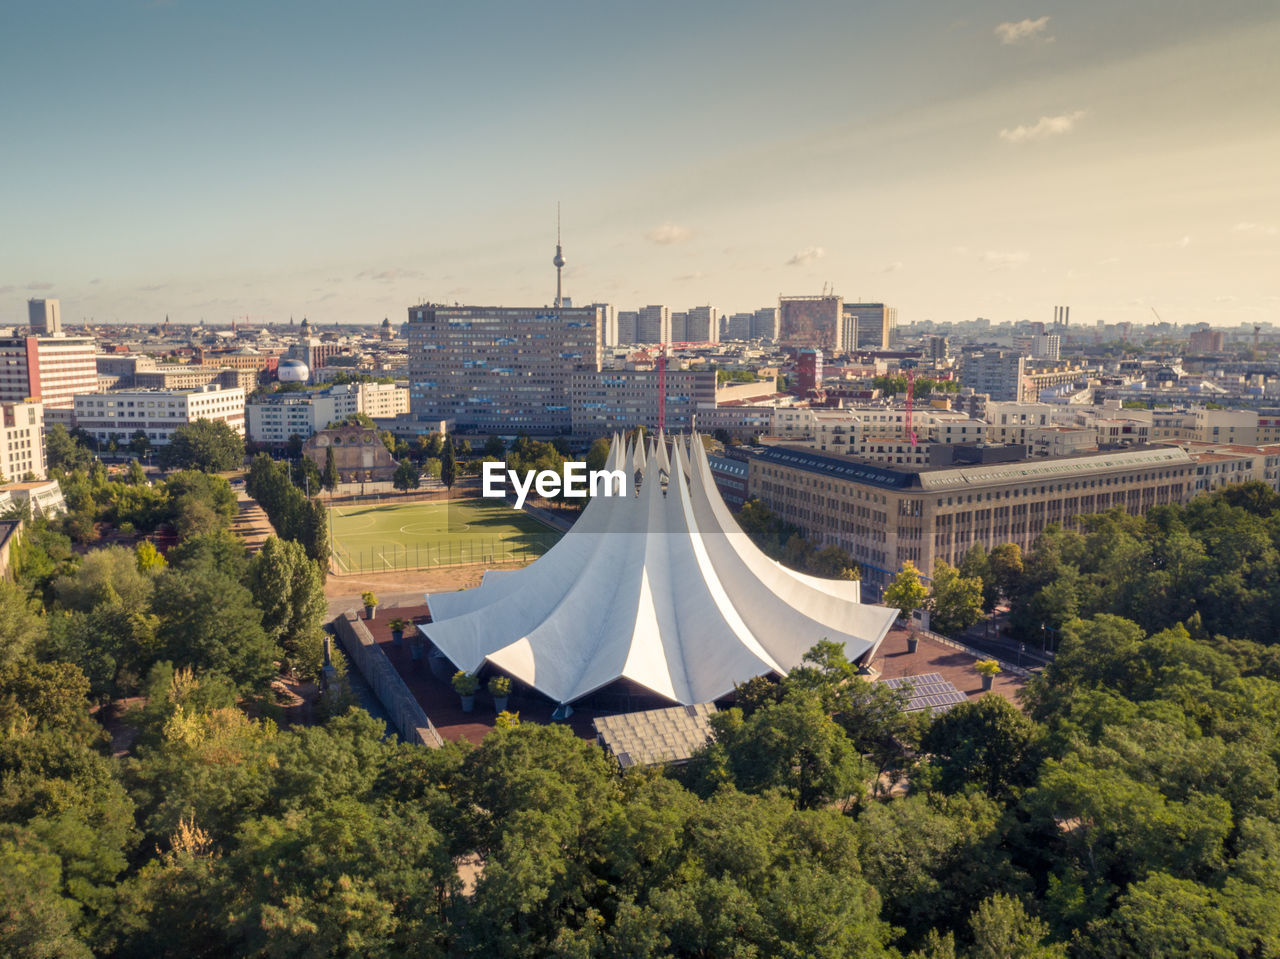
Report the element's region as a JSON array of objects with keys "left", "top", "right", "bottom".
[
  {"left": 994, "top": 16, "right": 1052, "bottom": 45},
  {"left": 89, "top": 278, "right": 101, "bottom": 285},
  {"left": 999, "top": 110, "right": 1086, "bottom": 143},
  {"left": 355, "top": 268, "right": 422, "bottom": 282},
  {"left": 0, "top": 285, "right": 13, "bottom": 295},
  {"left": 785, "top": 246, "right": 825, "bottom": 266},
  {"left": 980, "top": 250, "right": 1030, "bottom": 269},
  {"left": 647, "top": 222, "right": 692, "bottom": 245},
  {"left": 881, "top": 261, "right": 904, "bottom": 273},
  {"left": 676, "top": 271, "right": 706, "bottom": 281},
  {"left": 1235, "top": 221, "right": 1278, "bottom": 236},
  {"left": 137, "top": 283, "right": 167, "bottom": 292},
  {"left": 26, "top": 281, "right": 54, "bottom": 291},
  {"left": 1177, "top": 235, "right": 1192, "bottom": 248}
]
